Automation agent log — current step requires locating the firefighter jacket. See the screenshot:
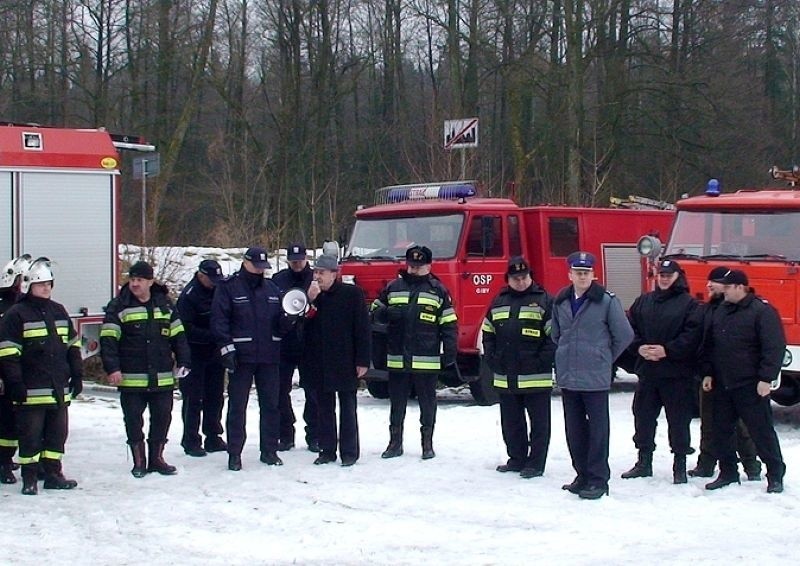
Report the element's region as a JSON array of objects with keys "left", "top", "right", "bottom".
[
  {"left": 211, "top": 268, "right": 292, "bottom": 364},
  {"left": 176, "top": 275, "right": 217, "bottom": 347},
  {"left": 272, "top": 265, "right": 313, "bottom": 362},
  {"left": 371, "top": 271, "right": 457, "bottom": 374},
  {"left": 551, "top": 282, "right": 634, "bottom": 392},
  {"left": 482, "top": 283, "right": 555, "bottom": 392},
  {"left": 627, "top": 277, "right": 703, "bottom": 380},
  {"left": 701, "top": 292, "right": 785, "bottom": 390},
  {"left": 0, "top": 294, "right": 82, "bottom": 406},
  {"left": 100, "top": 282, "right": 190, "bottom": 392}
]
